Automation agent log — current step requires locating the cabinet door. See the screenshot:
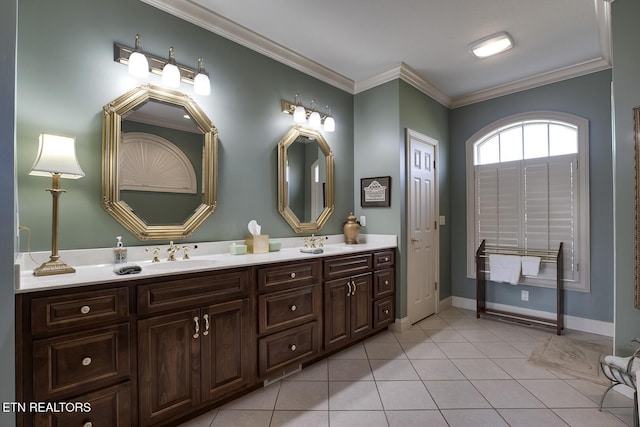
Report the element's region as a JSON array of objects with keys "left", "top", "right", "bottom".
[
  {"left": 350, "top": 273, "right": 372, "bottom": 341},
  {"left": 324, "top": 278, "right": 350, "bottom": 350},
  {"left": 200, "top": 299, "right": 252, "bottom": 402},
  {"left": 138, "top": 309, "right": 200, "bottom": 427}
]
